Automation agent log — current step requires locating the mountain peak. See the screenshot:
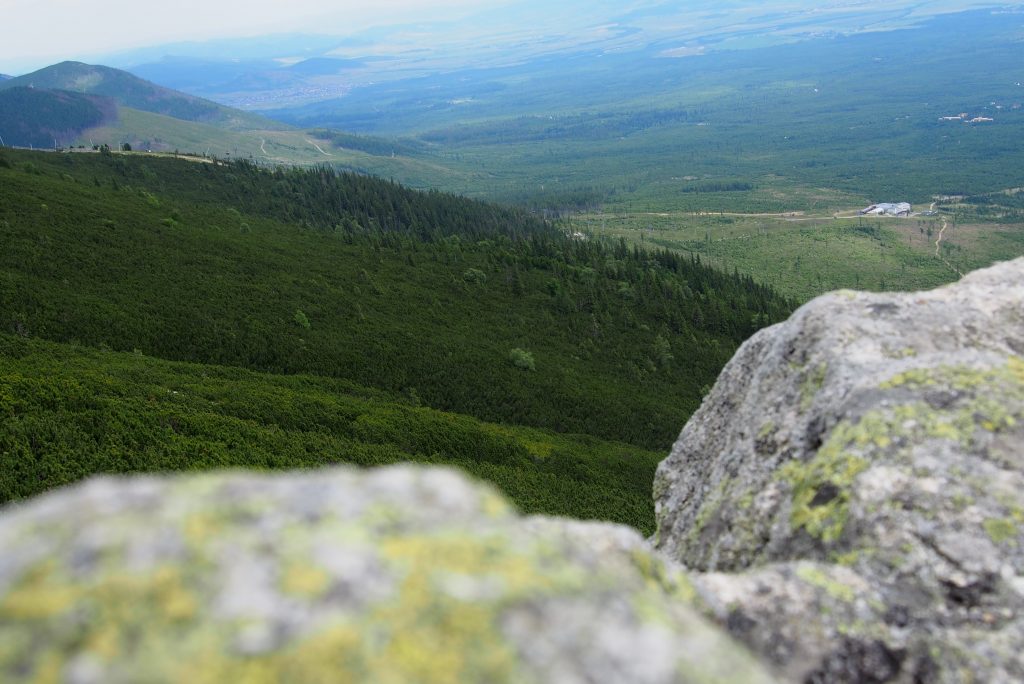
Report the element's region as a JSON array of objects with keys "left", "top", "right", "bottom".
[{"left": 0, "top": 60, "right": 266, "bottom": 129}]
